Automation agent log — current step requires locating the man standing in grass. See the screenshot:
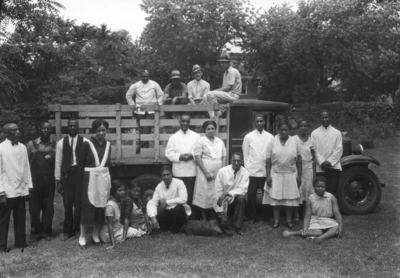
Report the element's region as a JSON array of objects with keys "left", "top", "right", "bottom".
[
  {"left": 55, "top": 119, "right": 88, "bottom": 241},
  {"left": 214, "top": 153, "right": 249, "bottom": 235},
  {"left": 165, "top": 114, "right": 200, "bottom": 207},
  {"left": 0, "top": 123, "right": 33, "bottom": 253},
  {"left": 26, "top": 122, "right": 57, "bottom": 242},
  {"left": 311, "top": 111, "right": 343, "bottom": 196},
  {"left": 242, "top": 114, "right": 273, "bottom": 223}
]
